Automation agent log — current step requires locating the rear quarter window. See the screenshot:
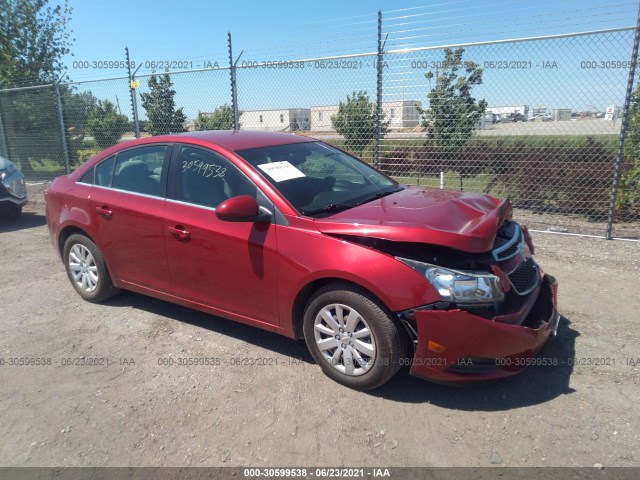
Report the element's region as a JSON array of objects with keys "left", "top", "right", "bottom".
[
  {"left": 78, "top": 168, "right": 95, "bottom": 184},
  {"left": 95, "top": 156, "right": 115, "bottom": 187}
]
